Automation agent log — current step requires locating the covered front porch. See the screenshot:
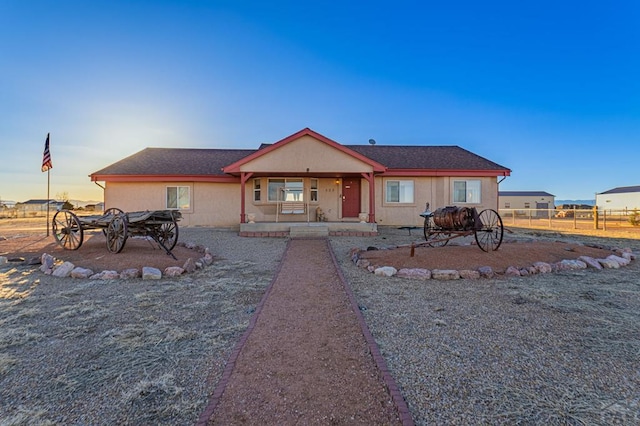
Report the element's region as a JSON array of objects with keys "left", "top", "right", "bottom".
[
  {"left": 239, "top": 220, "right": 378, "bottom": 237},
  {"left": 222, "top": 128, "right": 387, "bottom": 230}
]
